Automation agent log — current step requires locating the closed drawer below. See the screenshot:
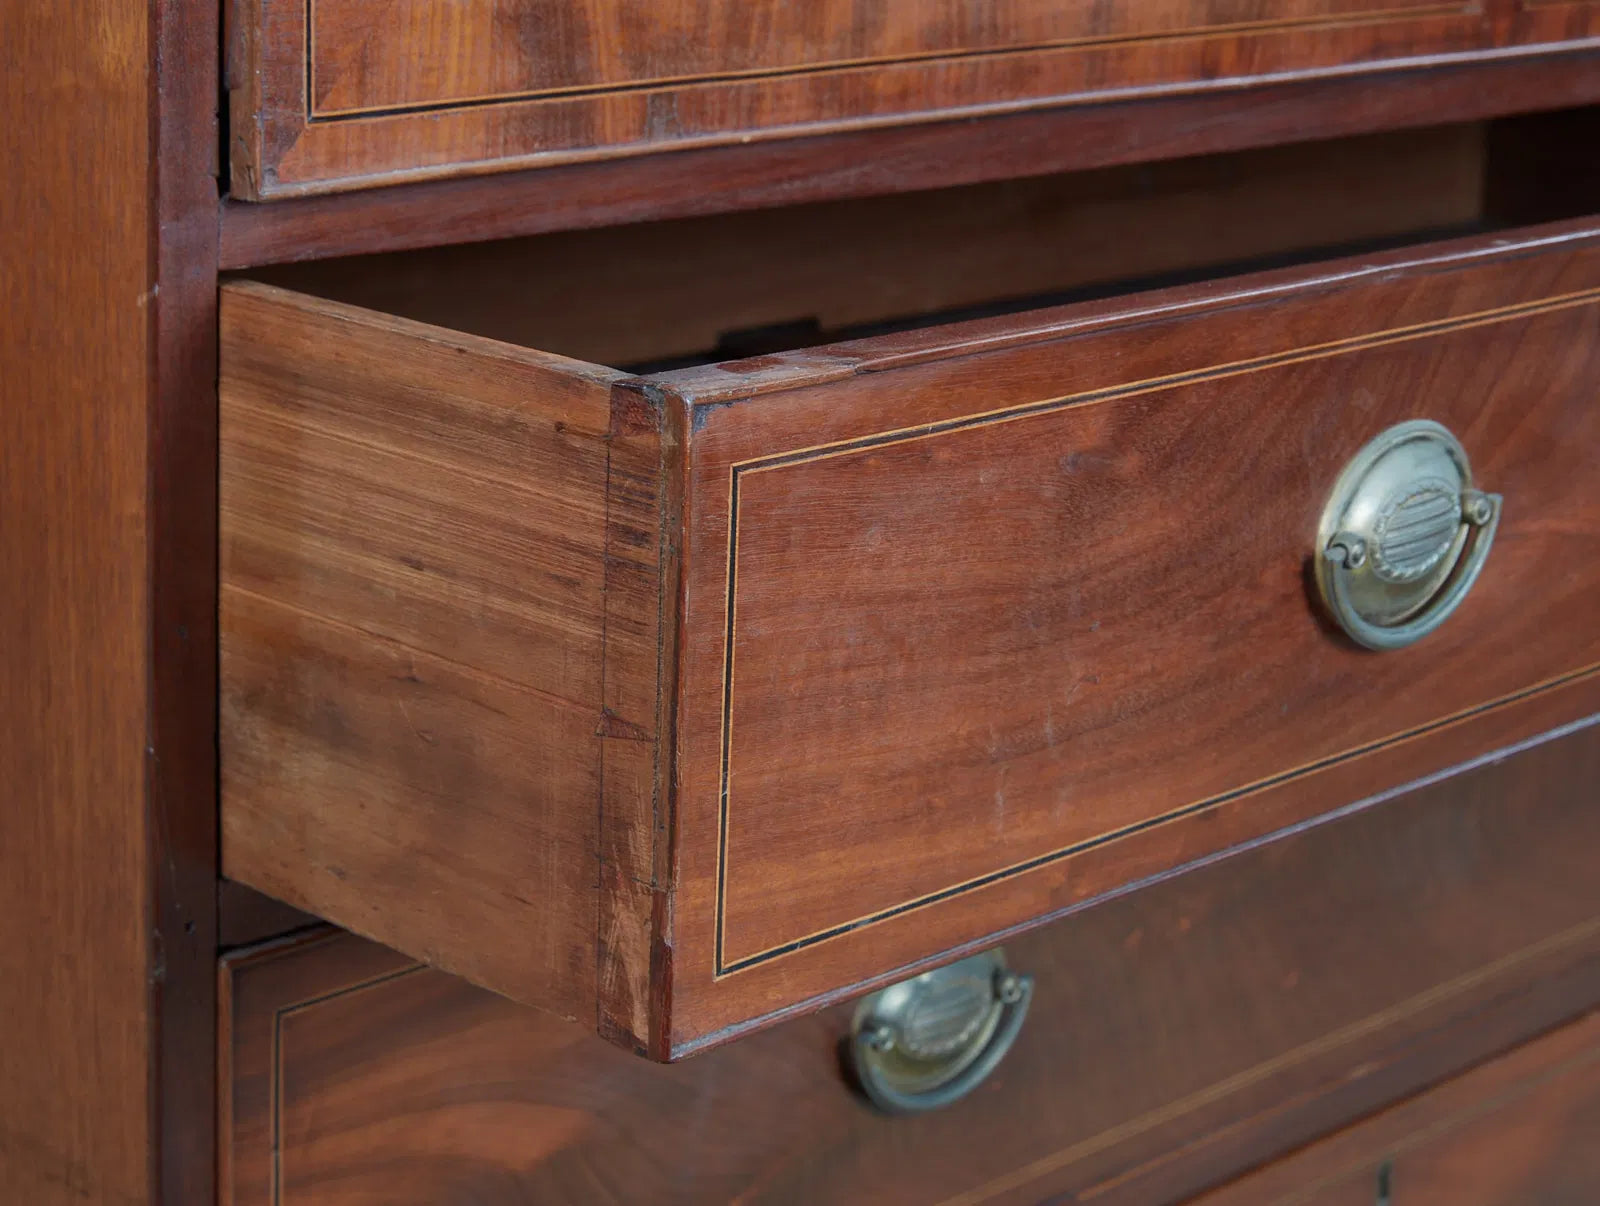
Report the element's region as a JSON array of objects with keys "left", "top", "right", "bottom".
[
  {"left": 220, "top": 717, "right": 1600, "bottom": 1205},
  {"left": 1192, "top": 1010, "right": 1600, "bottom": 1206}
]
